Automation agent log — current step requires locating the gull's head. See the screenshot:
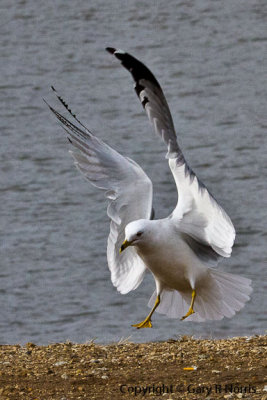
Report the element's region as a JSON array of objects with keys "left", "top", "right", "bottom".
[{"left": 120, "top": 219, "right": 149, "bottom": 253}]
